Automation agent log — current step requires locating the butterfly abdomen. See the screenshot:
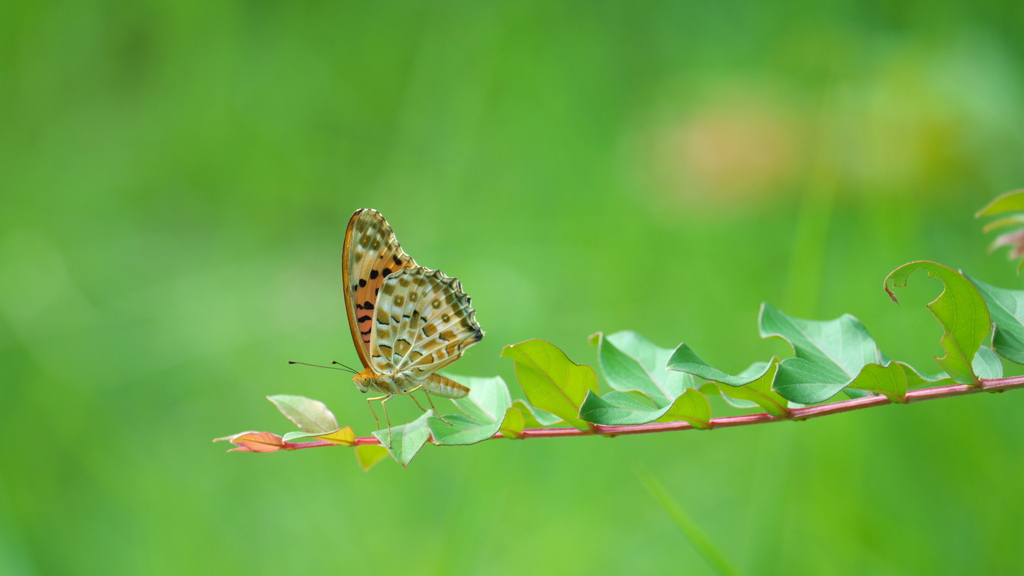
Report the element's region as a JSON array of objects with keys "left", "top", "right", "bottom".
[{"left": 419, "top": 373, "right": 470, "bottom": 399}]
